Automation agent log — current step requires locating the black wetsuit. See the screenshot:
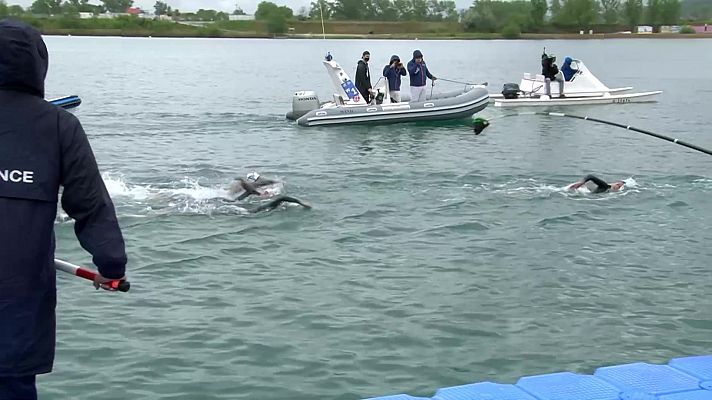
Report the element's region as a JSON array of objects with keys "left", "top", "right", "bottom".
[
  {"left": 236, "top": 177, "right": 277, "bottom": 201},
  {"left": 235, "top": 178, "right": 310, "bottom": 212},
  {"left": 248, "top": 195, "right": 311, "bottom": 213},
  {"left": 581, "top": 175, "right": 611, "bottom": 193}
]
